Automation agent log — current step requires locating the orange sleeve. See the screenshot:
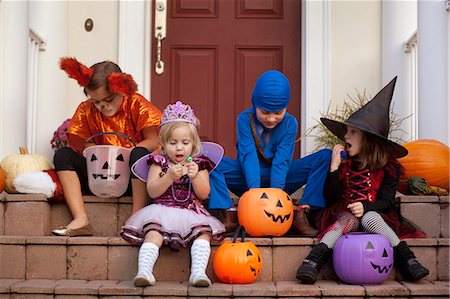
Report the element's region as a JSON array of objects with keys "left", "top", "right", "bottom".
[
  {"left": 129, "top": 94, "right": 162, "bottom": 133},
  {"left": 67, "top": 100, "right": 94, "bottom": 154}
]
